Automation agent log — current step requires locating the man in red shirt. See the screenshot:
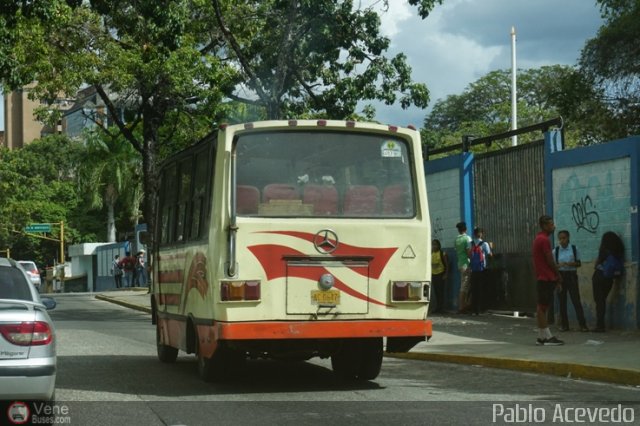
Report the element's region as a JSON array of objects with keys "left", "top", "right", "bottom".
[{"left": 532, "top": 215, "right": 564, "bottom": 346}]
